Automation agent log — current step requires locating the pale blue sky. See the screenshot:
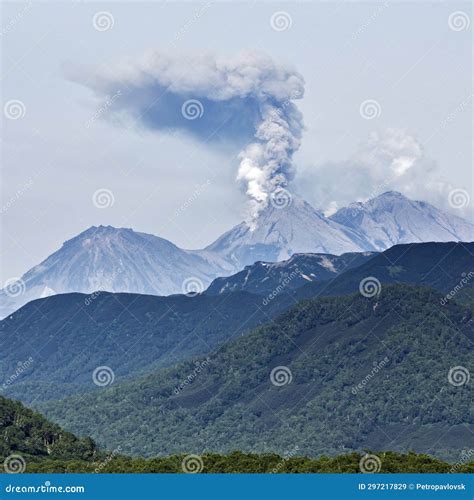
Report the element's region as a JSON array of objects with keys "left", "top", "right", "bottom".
[{"left": 1, "top": 0, "right": 472, "bottom": 280}]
